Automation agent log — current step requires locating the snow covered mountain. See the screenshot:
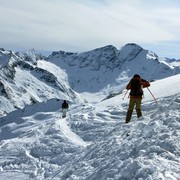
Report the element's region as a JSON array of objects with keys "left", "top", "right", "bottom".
[
  {"left": 0, "top": 43, "right": 179, "bottom": 116},
  {"left": 0, "top": 44, "right": 180, "bottom": 179},
  {"left": 0, "top": 49, "right": 79, "bottom": 117},
  {"left": 48, "top": 43, "right": 180, "bottom": 92}
]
